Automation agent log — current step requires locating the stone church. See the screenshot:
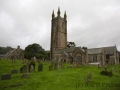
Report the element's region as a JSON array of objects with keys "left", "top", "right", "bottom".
[
  {"left": 7, "top": 46, "right": 24, "bottom": 60},
  {"left": 50, "top": 8, "right": 119, "bottom": 66}
]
